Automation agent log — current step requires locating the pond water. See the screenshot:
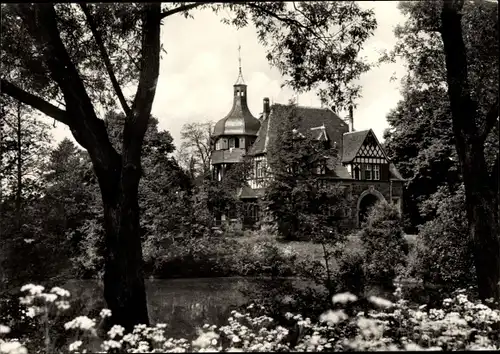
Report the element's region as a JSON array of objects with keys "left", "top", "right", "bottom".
[
  {"left": 62, "top": 277, "right": 319, "bottom": 339},
  {"left": 62, "top": 277, "right": 430, "bottom": 342}
]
